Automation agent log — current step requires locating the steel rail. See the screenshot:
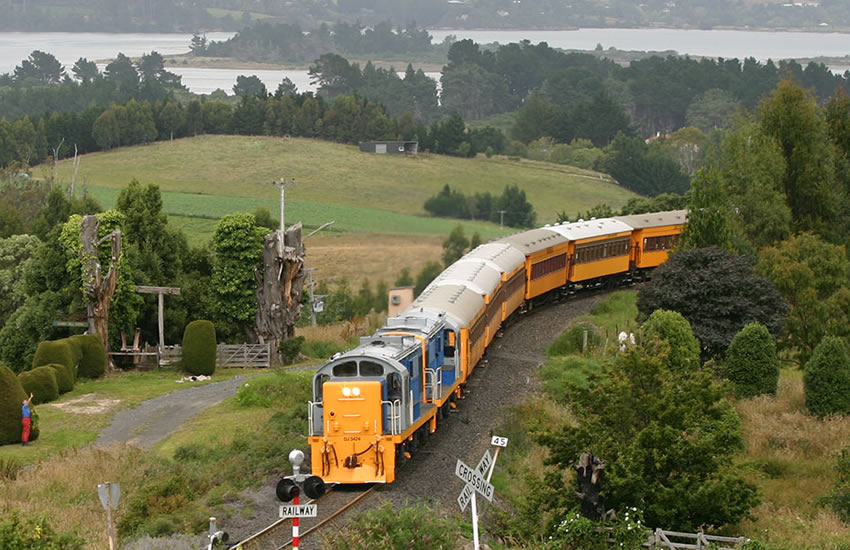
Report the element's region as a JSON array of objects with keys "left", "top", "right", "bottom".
[{"left": 276, "top": 485, "right": 378, "bottom": 549}]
